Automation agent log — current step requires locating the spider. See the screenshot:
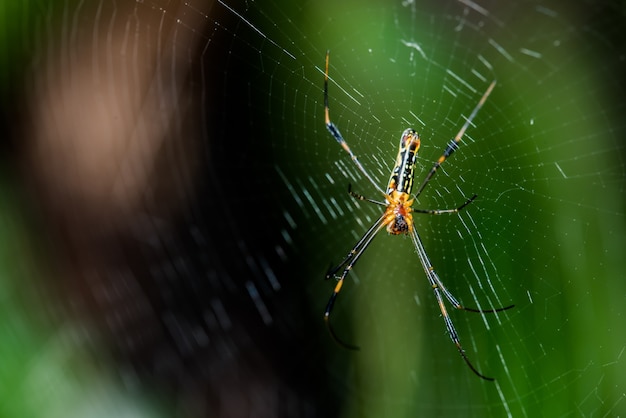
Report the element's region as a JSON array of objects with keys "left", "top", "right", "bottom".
[{"left": 322, "top": 50, "right": 514, "bottom": 381}]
